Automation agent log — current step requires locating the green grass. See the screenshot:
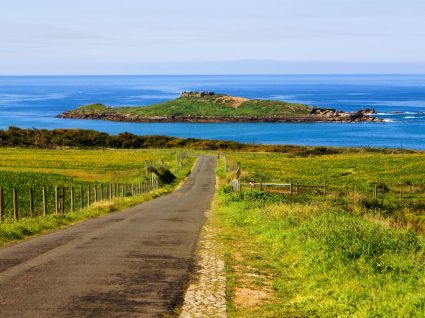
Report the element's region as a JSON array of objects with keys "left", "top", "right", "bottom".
[
  {"left": 225, "top": 151, "right": 425, "bottom": 188},
  {"left": 0, "top": 148, "right": 195, "bottom": 246},
  {"left": 0, "top": 148, "right": 181, "bottom": 182},
  {"left": 0, "top": 148, "right": 194, "bottom": 219},
  {"left": 217, "top": 191, "right": 425, "bottom": 317},
  {"left": 215, "top": 152, "right": 425, "bottom": 317},
  {"left": 226, "top": 151, "right": 425, "bottom": 232},
  {"left": 70, "top": 94, "right": 312, "bottom": 118}
]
